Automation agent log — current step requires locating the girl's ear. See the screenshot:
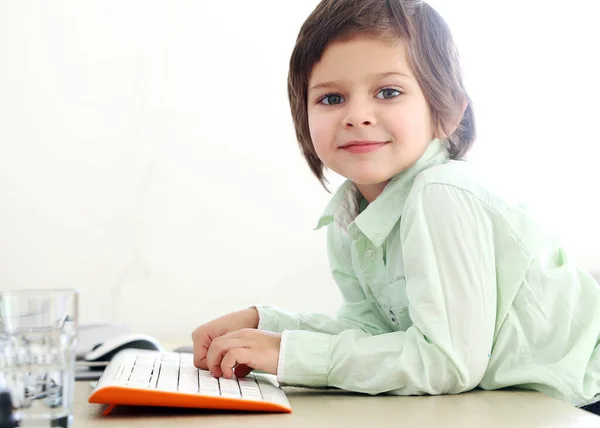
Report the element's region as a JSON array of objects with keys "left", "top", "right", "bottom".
[
  {"left": 459, "top": 98, "right": 469, "bottom": 120},
  {"left": 435, "top": 98, "right": 469, "bottom": 138},
  {"left": 449, "top": 98, "right": 469, "bottom": 135}
]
